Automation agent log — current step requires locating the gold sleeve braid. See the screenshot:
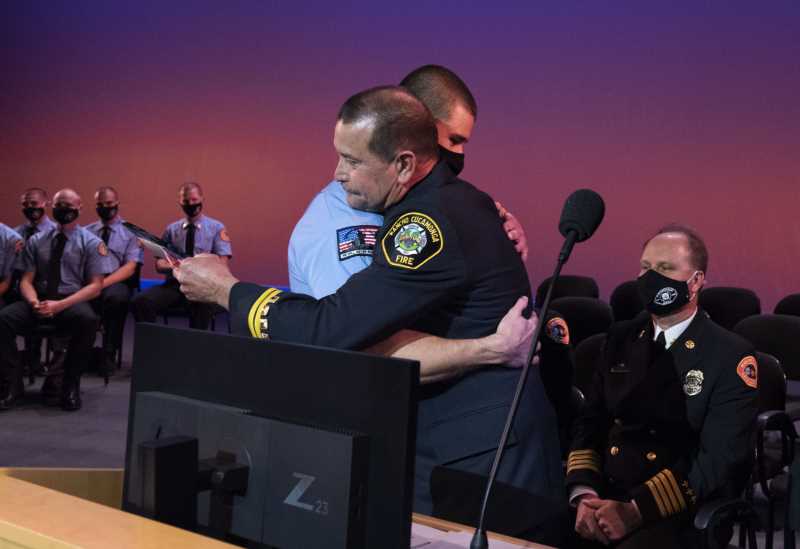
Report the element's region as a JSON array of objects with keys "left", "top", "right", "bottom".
[{"left": 247, "top": 288, "right": 283, "bottom": 339}]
